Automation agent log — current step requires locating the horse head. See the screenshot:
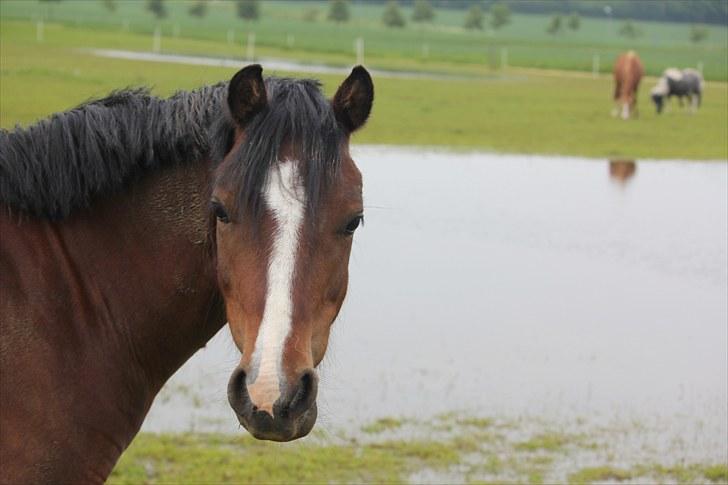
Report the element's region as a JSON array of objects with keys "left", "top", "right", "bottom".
[{"left": 211, "top": 65, "right": 373, "bottom": 441}]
